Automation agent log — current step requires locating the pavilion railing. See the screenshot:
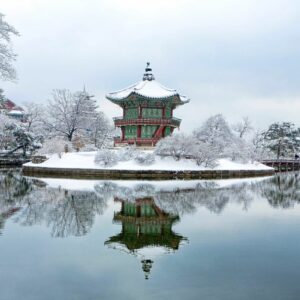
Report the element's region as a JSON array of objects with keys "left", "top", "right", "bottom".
[{"left": 113, "top": 117, "right": 181, "bottom": 127}]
